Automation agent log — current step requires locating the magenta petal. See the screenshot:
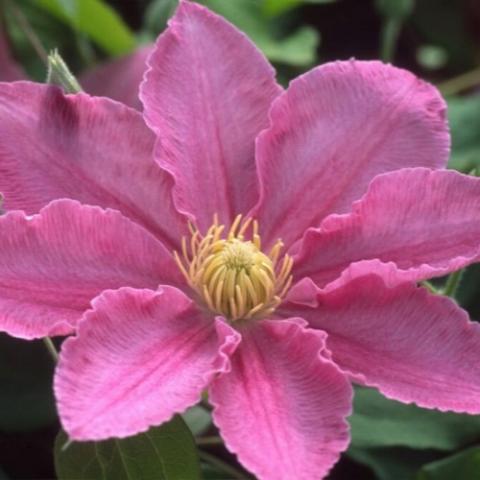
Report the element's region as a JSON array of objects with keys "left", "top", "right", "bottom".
[
  {"left": 0, "top": 200, "right": 180, "bottom": 340},
  {"left": 210, "top": 319, "right": 352, "bottom": 480},
  {"left": 80, "top": 45, "right": 153, "bottom": 110},
  {"left": 0, "top": 31, "right": 25, "bottom": 81},
  {"left": 55, "top": 286, "right": 240, "bottom": 440},
  {"left": 253, "top": 60, "right": 449, "bottom": 248},
  {"left": 283, "top": 274, "right": 480, "bottom": 414},
  {"left": 0, "top": 82, "right": 186, "bottom": 248},
  {"left": 141, "top": 1, "right": 282, "bottom": 230},
  {"left": 294, "top": 168, "right": 480, "bottom": 287}
]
